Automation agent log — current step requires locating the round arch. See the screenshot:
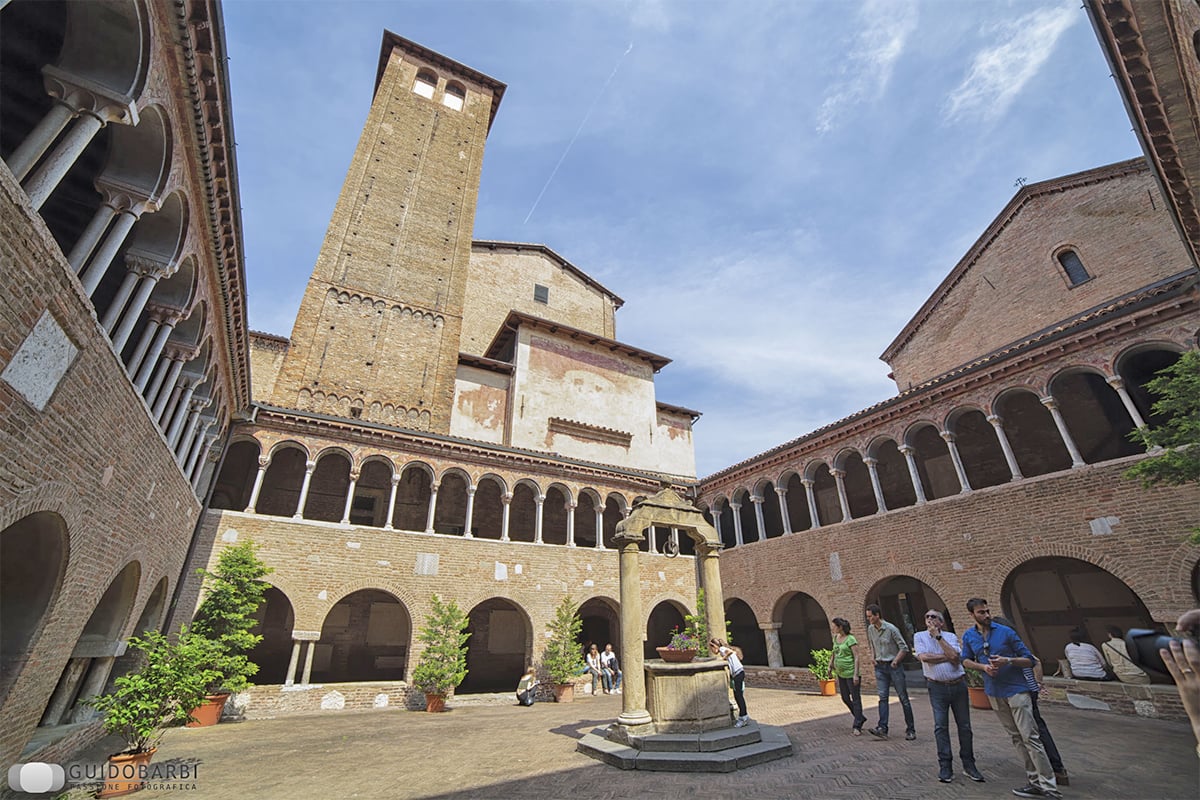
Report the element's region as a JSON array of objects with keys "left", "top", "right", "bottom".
[
  {"left": 864, "top": 574, "right": 955, "bottom": 649},
  {"left": 725, "top": 598, "right": 767, "bottom": 666},
  {"left": 775, "top": 591, "right": 833, "bottom": 667},
  {"left": 248, "top": 586, "right": 296, "bottom": 684},
  {"left": 645, "top": 599, "right": 687, "bottom": 661},
  {"left": 314, "top": 588, "right": 411, "bottom": 683},
  {"left": 459, "top": 597, "right": 532, "bottom": 694}
]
